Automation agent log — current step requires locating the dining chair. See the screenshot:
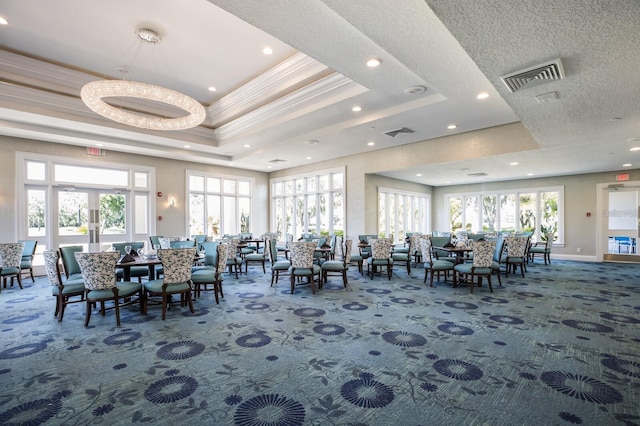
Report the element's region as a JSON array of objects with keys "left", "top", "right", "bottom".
[
  {"left": 112, "top": 241, "right": 149, "bottom": 282},
  {"left": 244, "top": 243, "right": 266, "bottom": 273},
  {"left": 419, "top": 237, "right": 454, "bottom": 287},
  {"left": 224, "top": 239, "right": 243, "bottom": 278},
  {"left": 529, "top": 232, "right": 554, "bottom": 264},
  {"left": 320, "top": 238, "right": 352, "bottom": 287},
  {"left": 0, "top": 242, "right": 26, "bottom": 291},
  {"left": 191, "top": 243, "right": 227, "bottom": 303},
  {"left": 18, "top": 240, "right": 37, "bottom": 283},
  {"left": 44, "top": 250, "right": 85, "bottom": 322},
  {"left": 288, "top": 241, "right": 321, "bottom": 294},
  {"left": 367, "top": 238, "right": 394, "bottom": 280},
  {"left": 453, "top": 240, "right": 497, "bottom": 293},
  {"left": 75, "top": 251, "right": 143, "bottom": 327},
  {"left": 268, "top": 237, "right": 291, "bottom": 286},
  {"left": 143, "top": 247, "right": 196, "bottom": 320},
  {"left": 391, "top": 237, "right": 414, "bottom": 274},
  {"left": 504, "top": 236, "right": 528, "bottom": 277},
  {"left": 59, "top": 245, "right": 84, "bottom": 281},
  {"left": 490, "top": 237, "right": 506, "bottom": 286}
]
